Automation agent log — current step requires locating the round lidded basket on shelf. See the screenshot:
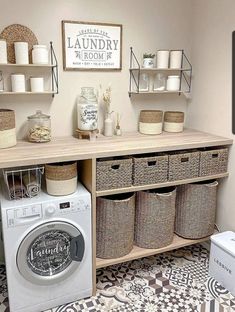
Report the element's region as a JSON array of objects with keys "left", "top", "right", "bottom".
[
  {"left": 45, "top": 161, "right": 77, "bottom": 196},
  {"left": 163, "top": 111, "right": 184, "bottom": 133},
  {"left": 139, "top": 110, "right": 163, "bottom": 135},
  {"left": 0, "top": 109, "right": 17, "bottom": 149}
]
